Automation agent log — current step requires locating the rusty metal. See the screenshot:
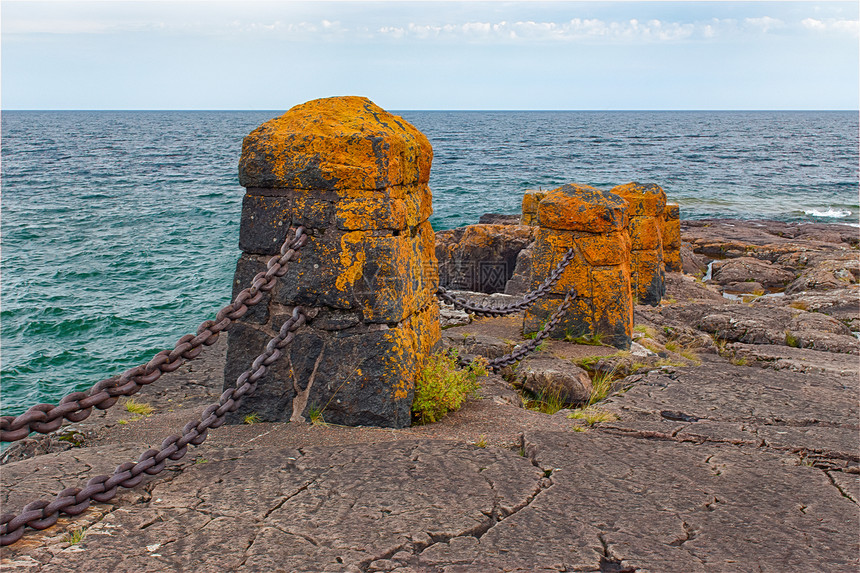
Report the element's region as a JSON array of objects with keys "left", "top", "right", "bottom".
[
  {"left": 1, "top": 227, "right": 308, "bottom": 443},
  {"left": 0, "top": 307, "right": 308, "bottom": 546},
  {"left": 437, "top": 247, "right": 576, "bottom": 316},
  {"left": 456, "top": 288, "right": 577, "bottom": 373}
]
